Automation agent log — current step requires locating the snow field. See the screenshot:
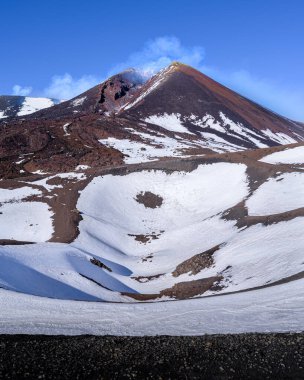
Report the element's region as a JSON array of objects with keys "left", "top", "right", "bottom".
[
  {"left": 246, "top": 172, "right": 304, "bottom": 215},
  {"left": 17, "top": 97, "right": 55, "bottom": 116},
  {"left": 0, "top": 155, "right": 303, "bottom": 302},
  {"left": 260, "top": 145, "right": 304, "bottom": 164}
]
